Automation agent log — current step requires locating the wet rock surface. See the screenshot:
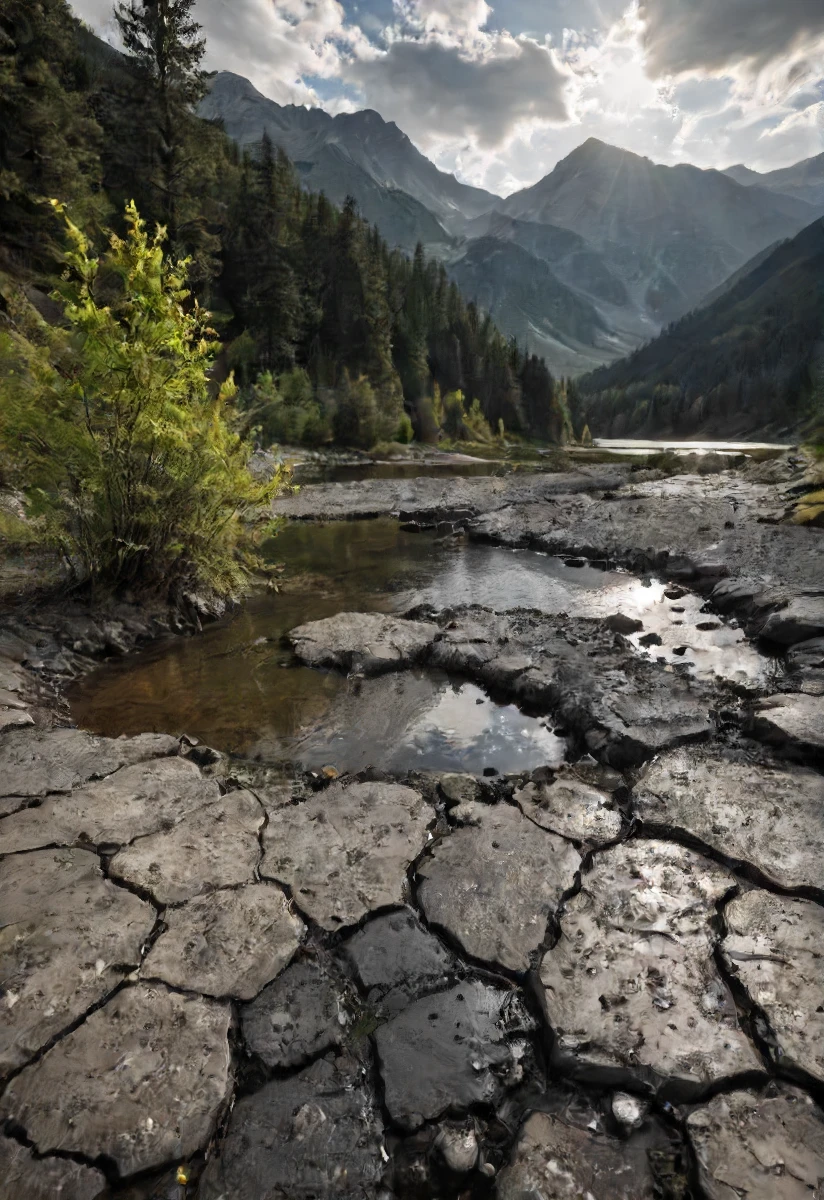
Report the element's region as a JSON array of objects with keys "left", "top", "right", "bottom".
[
  {"left": 0, "top": 1135, "right": 107, "bottom": 1199},
  {"left": 515, "top": 771, "right": 623, "bottom": 845},
  {"left": 261, "top": 781, "right": 432, "bottom": 929},
  {"left": 633, "top": 747, "right": 824, "bottom": 892},
  {"left": 1, "top": 983, "right": 231, "bottom": 1177},
  {"left": 241, "top": 957, "right": 346, "bottom": 1069},
  {"left": 198, "top": 1055, "right": 385, "bottom": 1200},
  {"left": 417, "top": 801, "right": 580, "bottom": 972},
  {"left": 686, "top": 1084, "right": 824, "bottom": 1200},
  {"left": 497, "top": 1110, "right": 659, "bottom": 1198},
  {"left": 0, "top": 847, "right": 155, "bottom": 1072},
  {"left": 108, "top": 788, "right": 264, "bottom": 904},
  {"left": 341, "top": 908, "right": 455, "bottom": 1009},
  {"left": 374, "top": 980, "right": 532, "bottom": 1129},
  {"left": 141, "top": 881, "right": 304, "bottom": 1000},
  {"left": 540, "top": 840, "right": 761, "bottom": 1097},
  {"left": 290, "top": 611, "right": 439, "bottom": 675},
  {"left": 722, "top": 890, "right": 824, "bottom": 1085}
]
